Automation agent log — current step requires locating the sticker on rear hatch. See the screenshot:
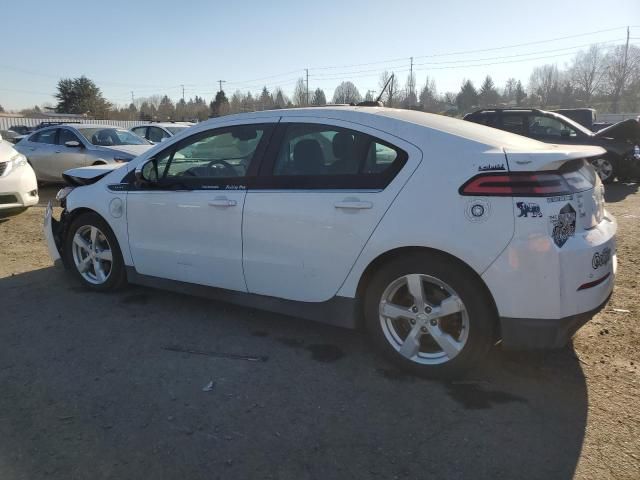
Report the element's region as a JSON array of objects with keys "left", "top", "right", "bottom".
[
  {"left": 549, "top": 203, "right": 576, "bottom": 248},
  {"left": 592, "top": 247, "right": 612, "bottom": 269},
  {"left": 516, "top": 202, "right": 543, "bottom": 218}
]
